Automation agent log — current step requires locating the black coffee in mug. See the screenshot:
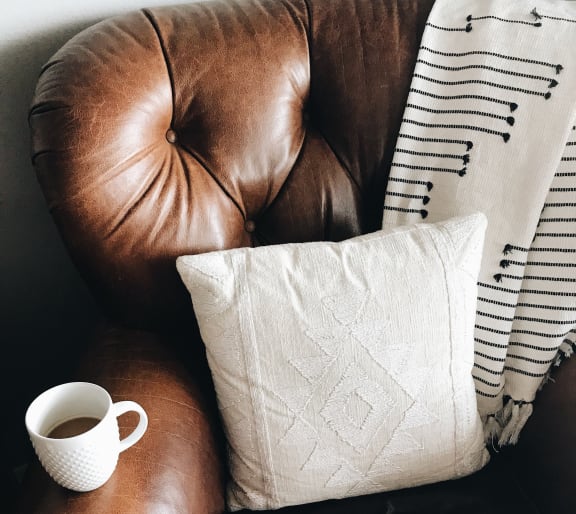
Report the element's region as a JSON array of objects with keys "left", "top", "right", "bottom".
[
  {"left": 25, "top": 382, "right": 148, "bottom": 491},
  {"left": 47, "top": 417, "right": 101, "bottom": 439}
]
